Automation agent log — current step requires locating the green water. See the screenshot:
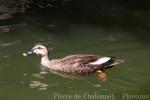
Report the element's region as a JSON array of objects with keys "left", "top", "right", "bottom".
[{"left": 0, "top": 12, "right": 150, "bottom": 100}]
